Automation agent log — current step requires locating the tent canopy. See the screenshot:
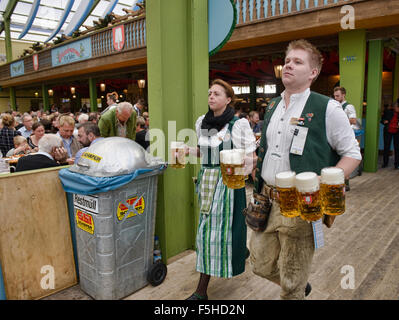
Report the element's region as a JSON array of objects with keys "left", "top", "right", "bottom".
[{"left": 0, "top": 0, "right": 143, "bottom": 43}]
